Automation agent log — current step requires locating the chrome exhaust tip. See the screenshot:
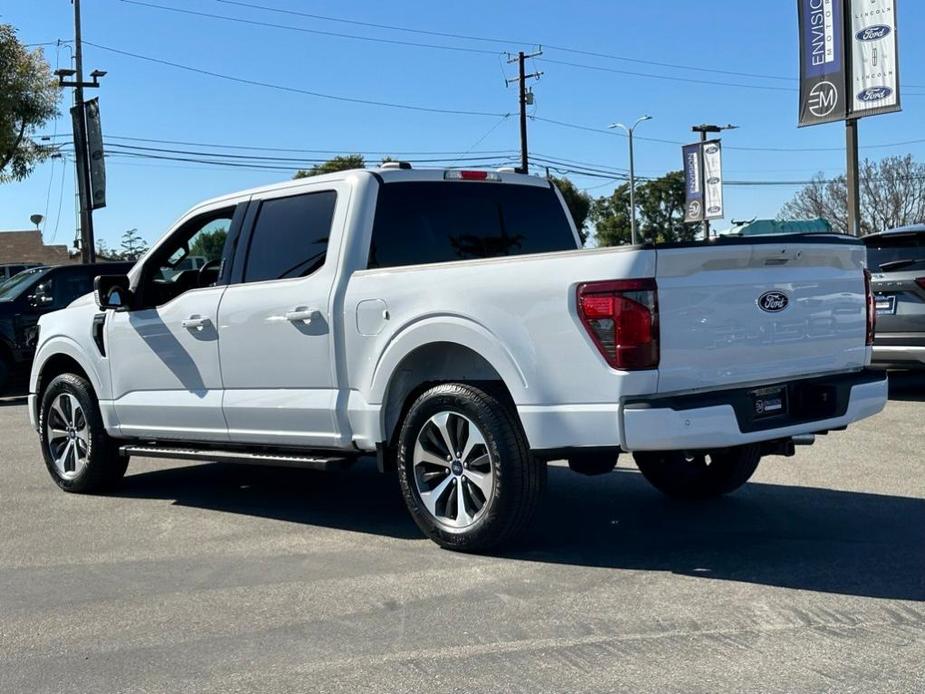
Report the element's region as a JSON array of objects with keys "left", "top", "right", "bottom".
[{"left": 792, "top": 434, "right": 816, "bottom": 446}]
